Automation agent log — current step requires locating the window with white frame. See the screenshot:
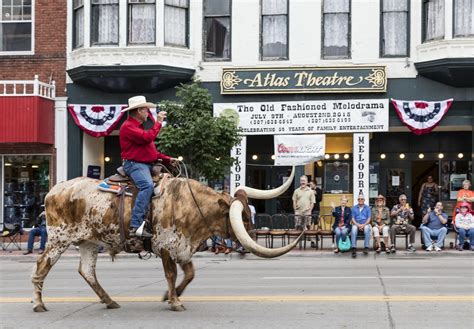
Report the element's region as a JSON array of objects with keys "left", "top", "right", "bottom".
[
  {"left": 0, "top": 0, "right": 33, "bottom": 53},
  {"left": 423, "top": 0, "right": 444, "bottom": 42},
  {"left": 128, "top": 0, "right": 155, "bottom": 45},
  {"left": 91, "top": 0, "right": 119, "bottom": 46},
  {"left": 203, "top": 0, "right": 231, "bottom": 60},
  {"left": 165, "top": 0, "right": 189, "bottom": 47},
  {"left": 261, "top": 0, "right": 288, "bottom": 60},
  {"left": 73, "top": 0, "right": 84, "bottom": 49},
  {"left": 454, "top": 0, "right": 474, "bottom": 37},
  {"left": 322, "top": 0, "right": 350, "bottom": 59},
  {"left": 381, "top": 0, "right": 409, "bottom": 57}
]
